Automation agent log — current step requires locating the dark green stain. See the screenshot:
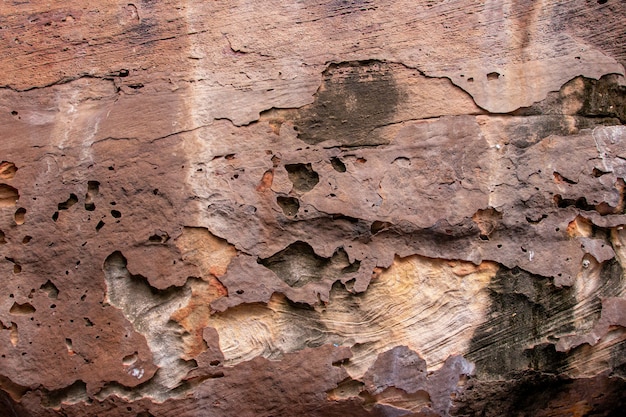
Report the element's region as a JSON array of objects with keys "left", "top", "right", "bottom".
[{"left": 293, "top": 61, "right": 401, "bottom": 146}]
